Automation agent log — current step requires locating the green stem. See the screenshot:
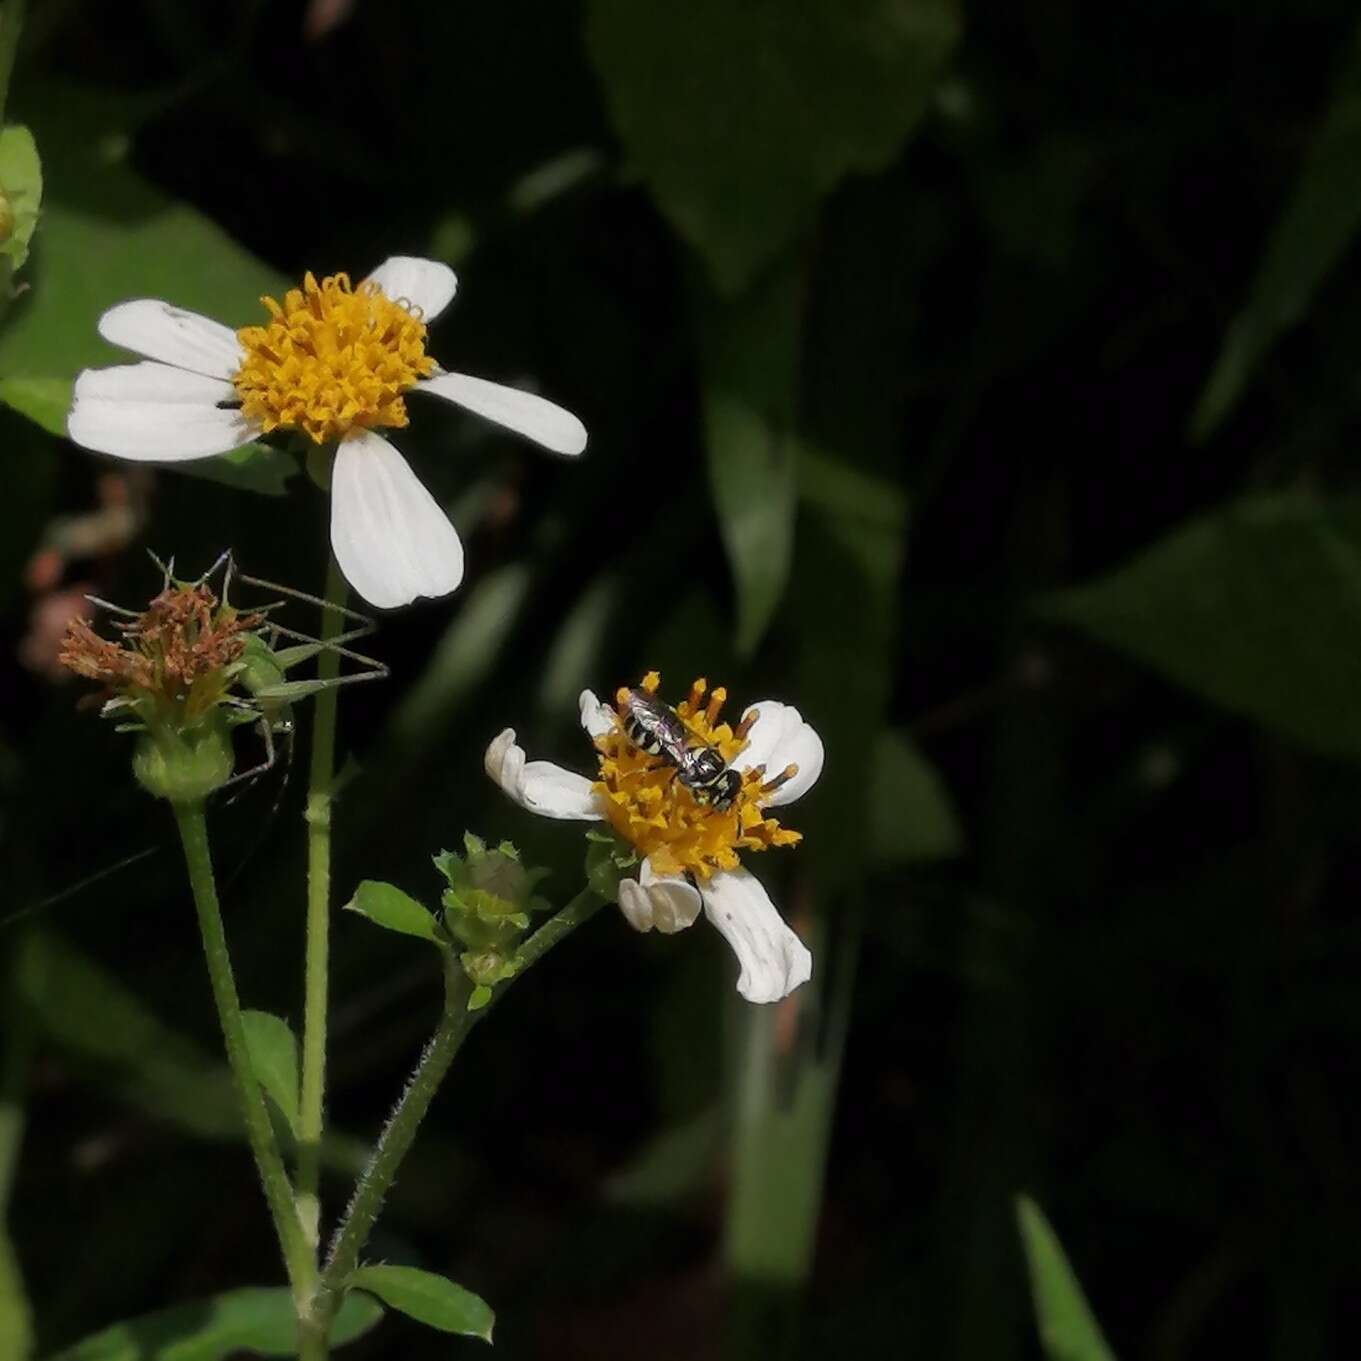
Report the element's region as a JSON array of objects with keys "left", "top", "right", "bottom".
[
  {"left": 298, "top": 555, "right": 348, "bottom": 1247},
  {"left": 172, "top": 802, "right": 314, "bottom": 1298},
  {"left": 316, "top": 887, "right": 604, "bottom": 1323},
  {"left": 0, "top": 0, "right": 26, "bottom": 127},
  {"left": 319, "top": 956, "right": 476, "bottom": 1310},
  {"left": 512, "top": 885, "right": 607, "bottom": 972}
]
